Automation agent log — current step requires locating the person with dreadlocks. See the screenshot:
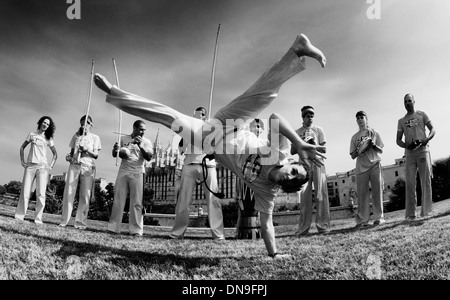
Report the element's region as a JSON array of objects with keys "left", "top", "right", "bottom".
[
  {"left": 15, "top": 116, "right": 58, "bottom": 224},
  {"left": 94, "top": 33, "right": 326, "bottom": 259}
]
